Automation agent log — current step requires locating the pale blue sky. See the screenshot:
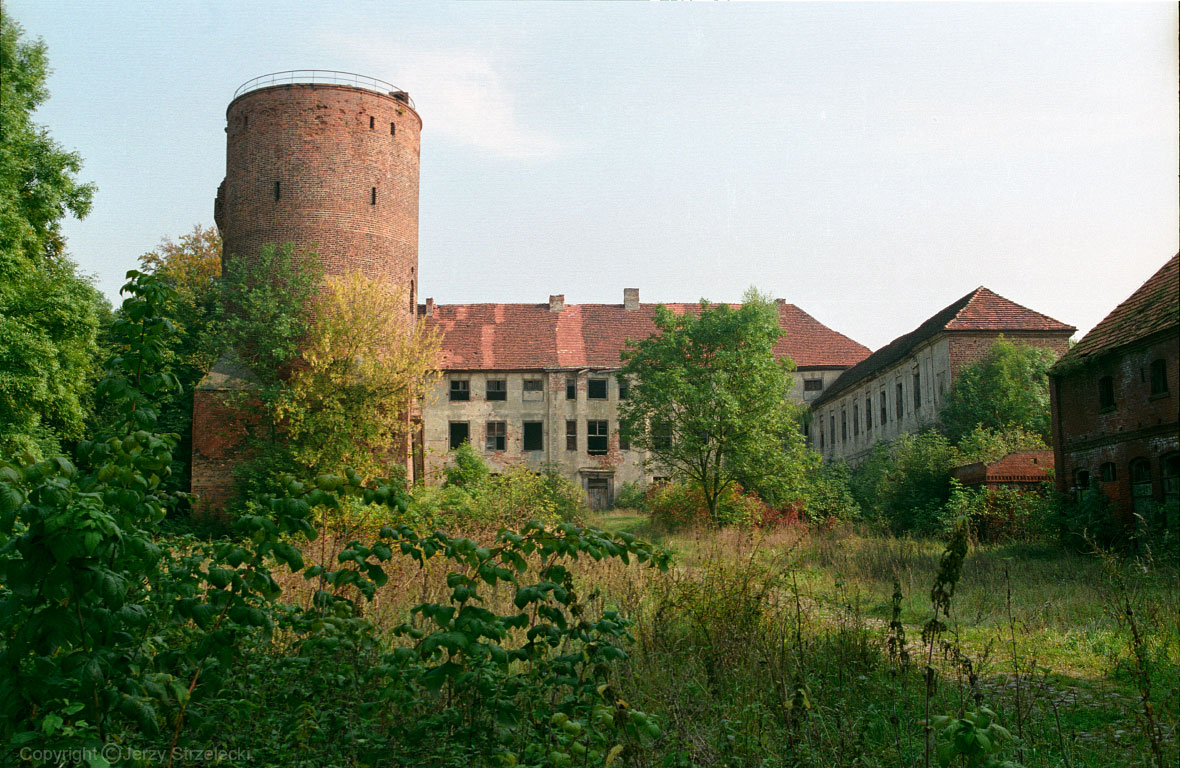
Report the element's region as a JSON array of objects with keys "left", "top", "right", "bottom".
[{"left": 8, "top": 1, "right": 1178, "bottom": 350}]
